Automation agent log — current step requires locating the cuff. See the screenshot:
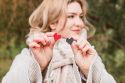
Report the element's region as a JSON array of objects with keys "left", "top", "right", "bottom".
[
  {"left": 86, "top": 55, "right": 116, "bottom": 83},
  {"left": 26, "top": 32, "right": 44, "bottom": 45}
]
